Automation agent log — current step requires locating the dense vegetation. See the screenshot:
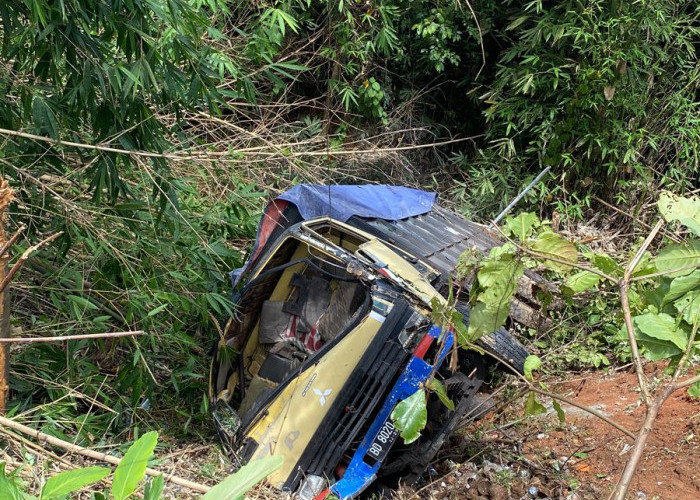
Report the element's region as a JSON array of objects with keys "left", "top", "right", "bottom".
[{"left": 0, "top": 0, "right": 697, "bottom": 453}]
